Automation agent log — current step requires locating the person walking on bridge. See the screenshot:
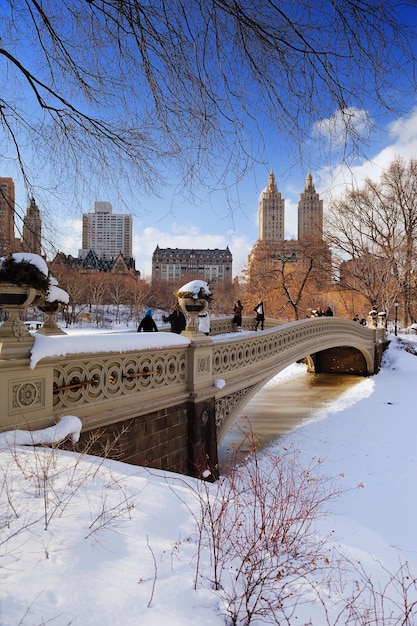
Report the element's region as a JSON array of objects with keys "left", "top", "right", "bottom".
[
  {"left": 163, "top": 301, "right": 186, "bottom": 334},
  {"left": 198, "top": 310, "right": 210, "bottom": 335},
  {"left": 232, "top": 300, "right": 243, "bottom": 330},
  {"left": 137, "top": 309, "right": 158, "bottom": 332},
  {"left": 254, "top": 301, "right": 265, "bottom": 330}
]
